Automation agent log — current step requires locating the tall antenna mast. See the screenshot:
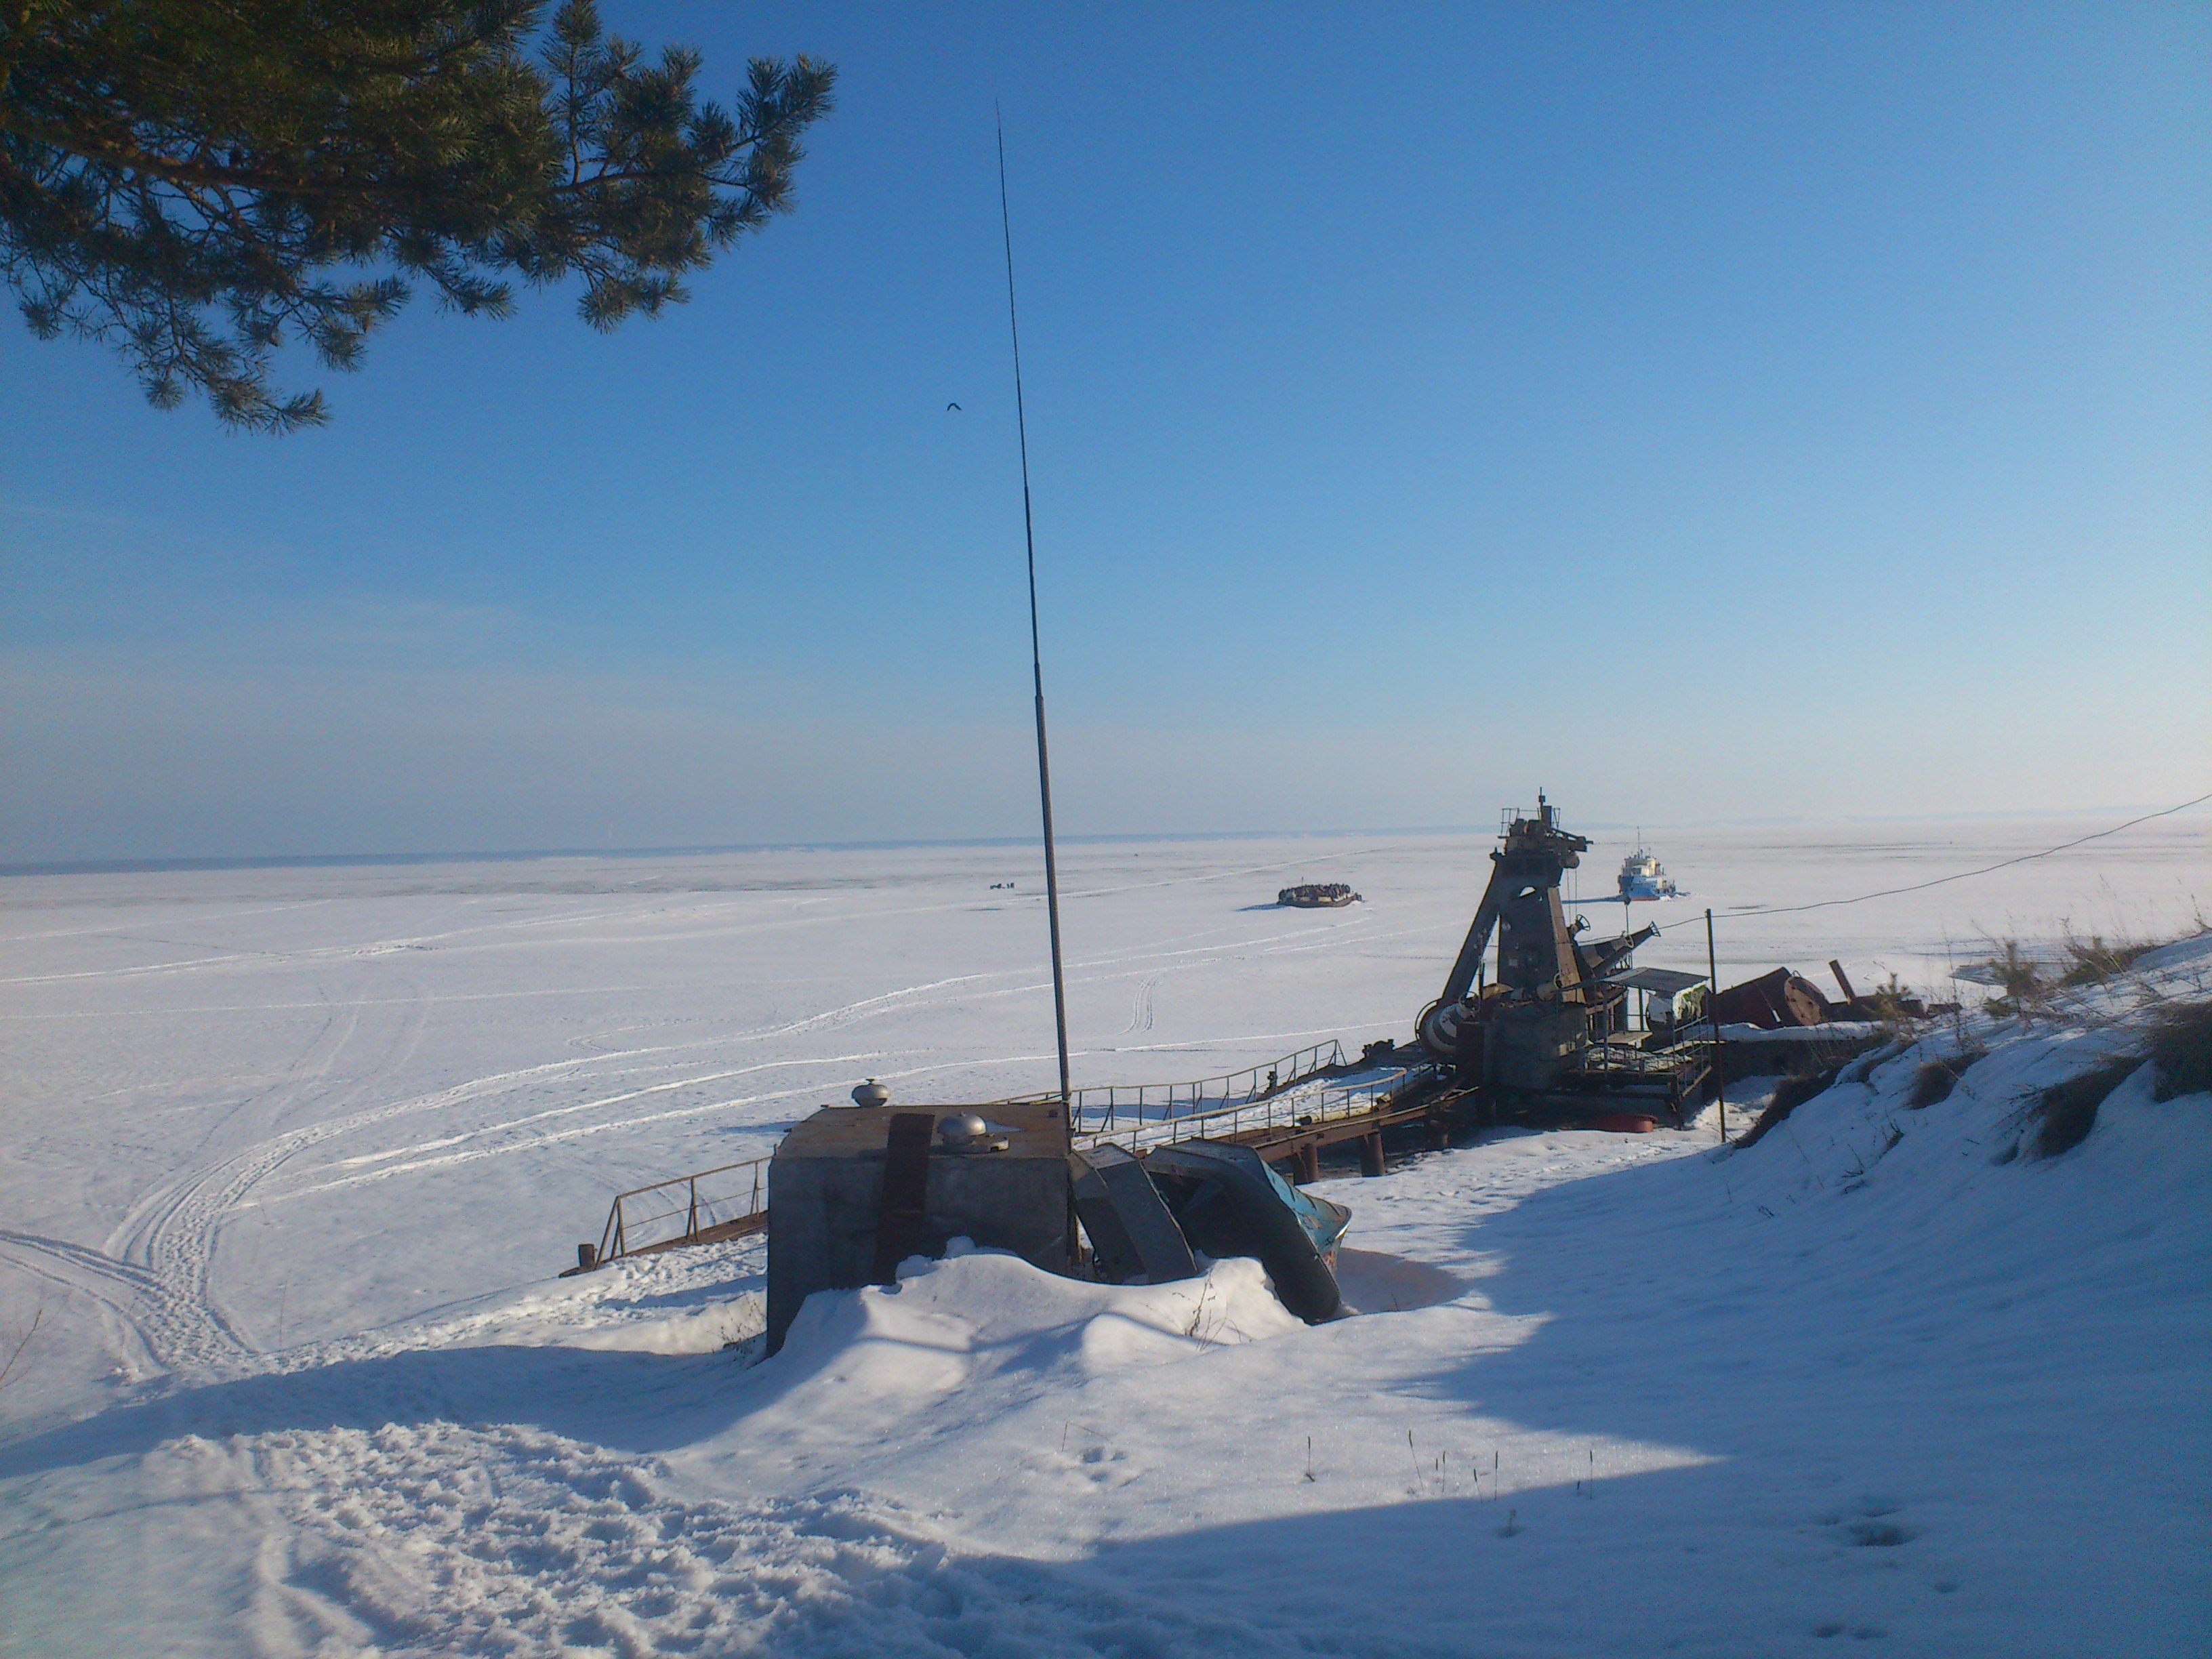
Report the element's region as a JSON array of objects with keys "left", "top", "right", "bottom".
[{"left": 997, "top": 112, "right": 1073, "bottom": 1105}]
